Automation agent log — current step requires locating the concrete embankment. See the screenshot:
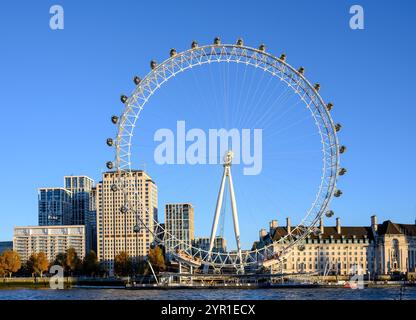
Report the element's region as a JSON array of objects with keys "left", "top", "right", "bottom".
[
  {"left": 0, "top": 277, "right": 126, "bottom": 288},
  {"left": 0, "top": 277, "right": 75, "bottom": 288}
]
